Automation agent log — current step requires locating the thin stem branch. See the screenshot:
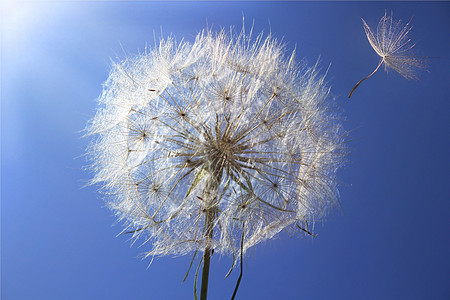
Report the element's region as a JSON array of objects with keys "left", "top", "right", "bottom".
[
  {"left": 348, "top": 58, "right": 384, "bottom": 98},
  {"left": 231, "top": 223, "right": 245, "bottom": 300}
]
